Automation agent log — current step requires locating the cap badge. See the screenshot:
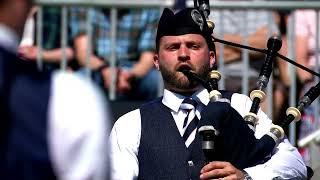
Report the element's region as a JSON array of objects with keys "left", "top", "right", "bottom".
[{"left": 191, "top": 9, "right": 204, "bottom": 31}]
